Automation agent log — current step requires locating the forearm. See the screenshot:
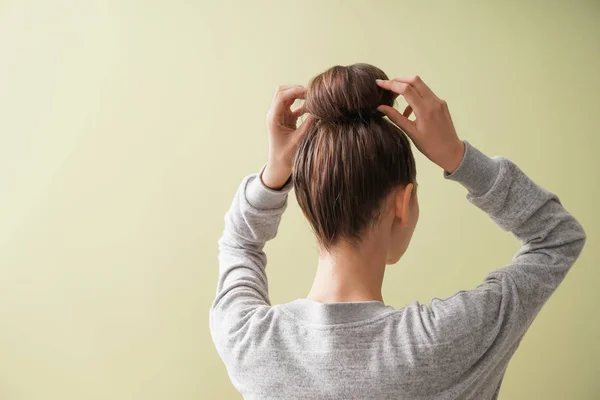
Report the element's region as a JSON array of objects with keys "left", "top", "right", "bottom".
[
  {"left": 212, "top": 167, "right": 292, "bottom": 313},
  {"left": 446, "top": 141, "right": 585, "bottom": 249}
]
